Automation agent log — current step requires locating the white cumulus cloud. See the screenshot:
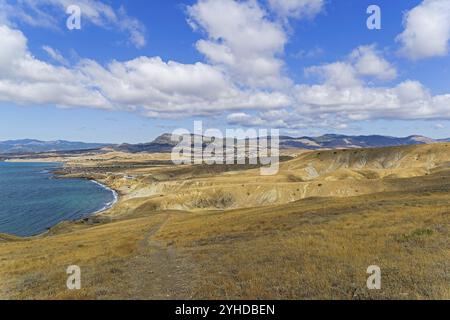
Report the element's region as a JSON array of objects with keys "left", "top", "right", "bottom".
[
  {"left": 350, "top": 45, "right": 397, "bottom": 81},
  {"left": 0, "top": 24, "right": 290, "bottom": 117},
  {"left": 0, "top": 25, "right": 109, "bottom": 109},
  {"left": 1, "top": 0, "right": 450, "bottom": 132},
  {"left": 187, "top": 0, "right": 290, "bottom": 89},
  {"left": 306, "top": 45, "right": 397, "bottom": 85},
  {"left": 397, "top": 0, "right": 450, "bottom": 59}
]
